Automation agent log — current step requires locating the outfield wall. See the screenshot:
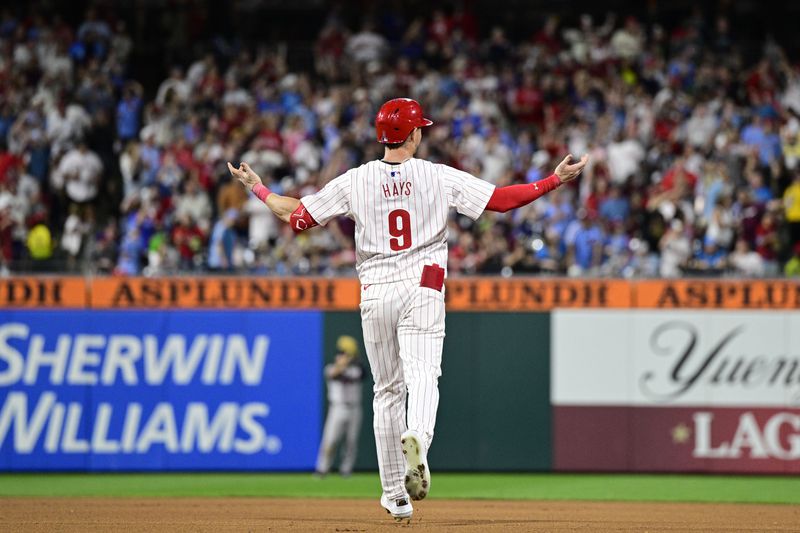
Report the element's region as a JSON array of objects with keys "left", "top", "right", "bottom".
[
  {"left": 553, "top": 310, "right": 800, "bottom": 474},
  {"left": 1, "top": 277, "right": 798, "bottom": 473}
]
